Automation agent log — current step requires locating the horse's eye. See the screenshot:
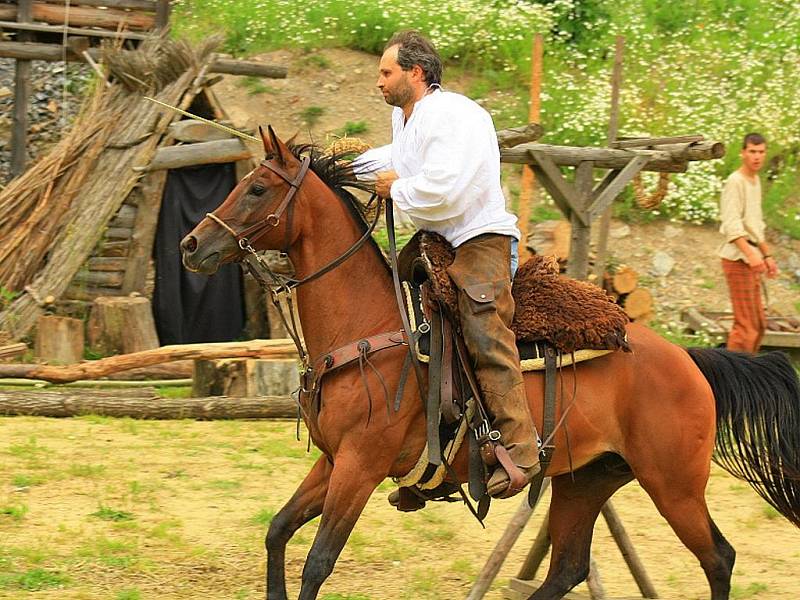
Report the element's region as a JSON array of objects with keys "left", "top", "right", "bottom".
[{"left": 251, "top": 183, "right": 266, "bottom": 196}]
